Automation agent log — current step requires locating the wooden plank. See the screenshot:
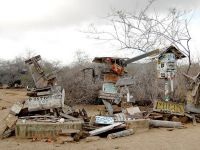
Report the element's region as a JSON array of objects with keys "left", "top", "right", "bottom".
[
  {"left": 153, "top": 100, "right": 185, "bottom": 115},
  {"left": 89, "top": 122, "right": 122, "bottom": 136},
  {"left": 114, "top": 113, "right": 127, "bottom": 122},
  {"left": 5, "top": 114, "right": 18, "bottom": 128},
  {"left": 37, "top": 91, "right": 51, "bottom": 96},
  {"left": 10, "top": 102, "right": 23, "bottom": 115},
  {"left": 0, "top": 120, "right": 7, "bottom": 136},
  {"left": 0, "top": 109, "right": 10, "bottom": 136},
  {"left": 60, "top": 113, "right": 80, "bottom": 121},
  {"left": 102, "top": 100, "right": 113, "bottom": 115}
]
